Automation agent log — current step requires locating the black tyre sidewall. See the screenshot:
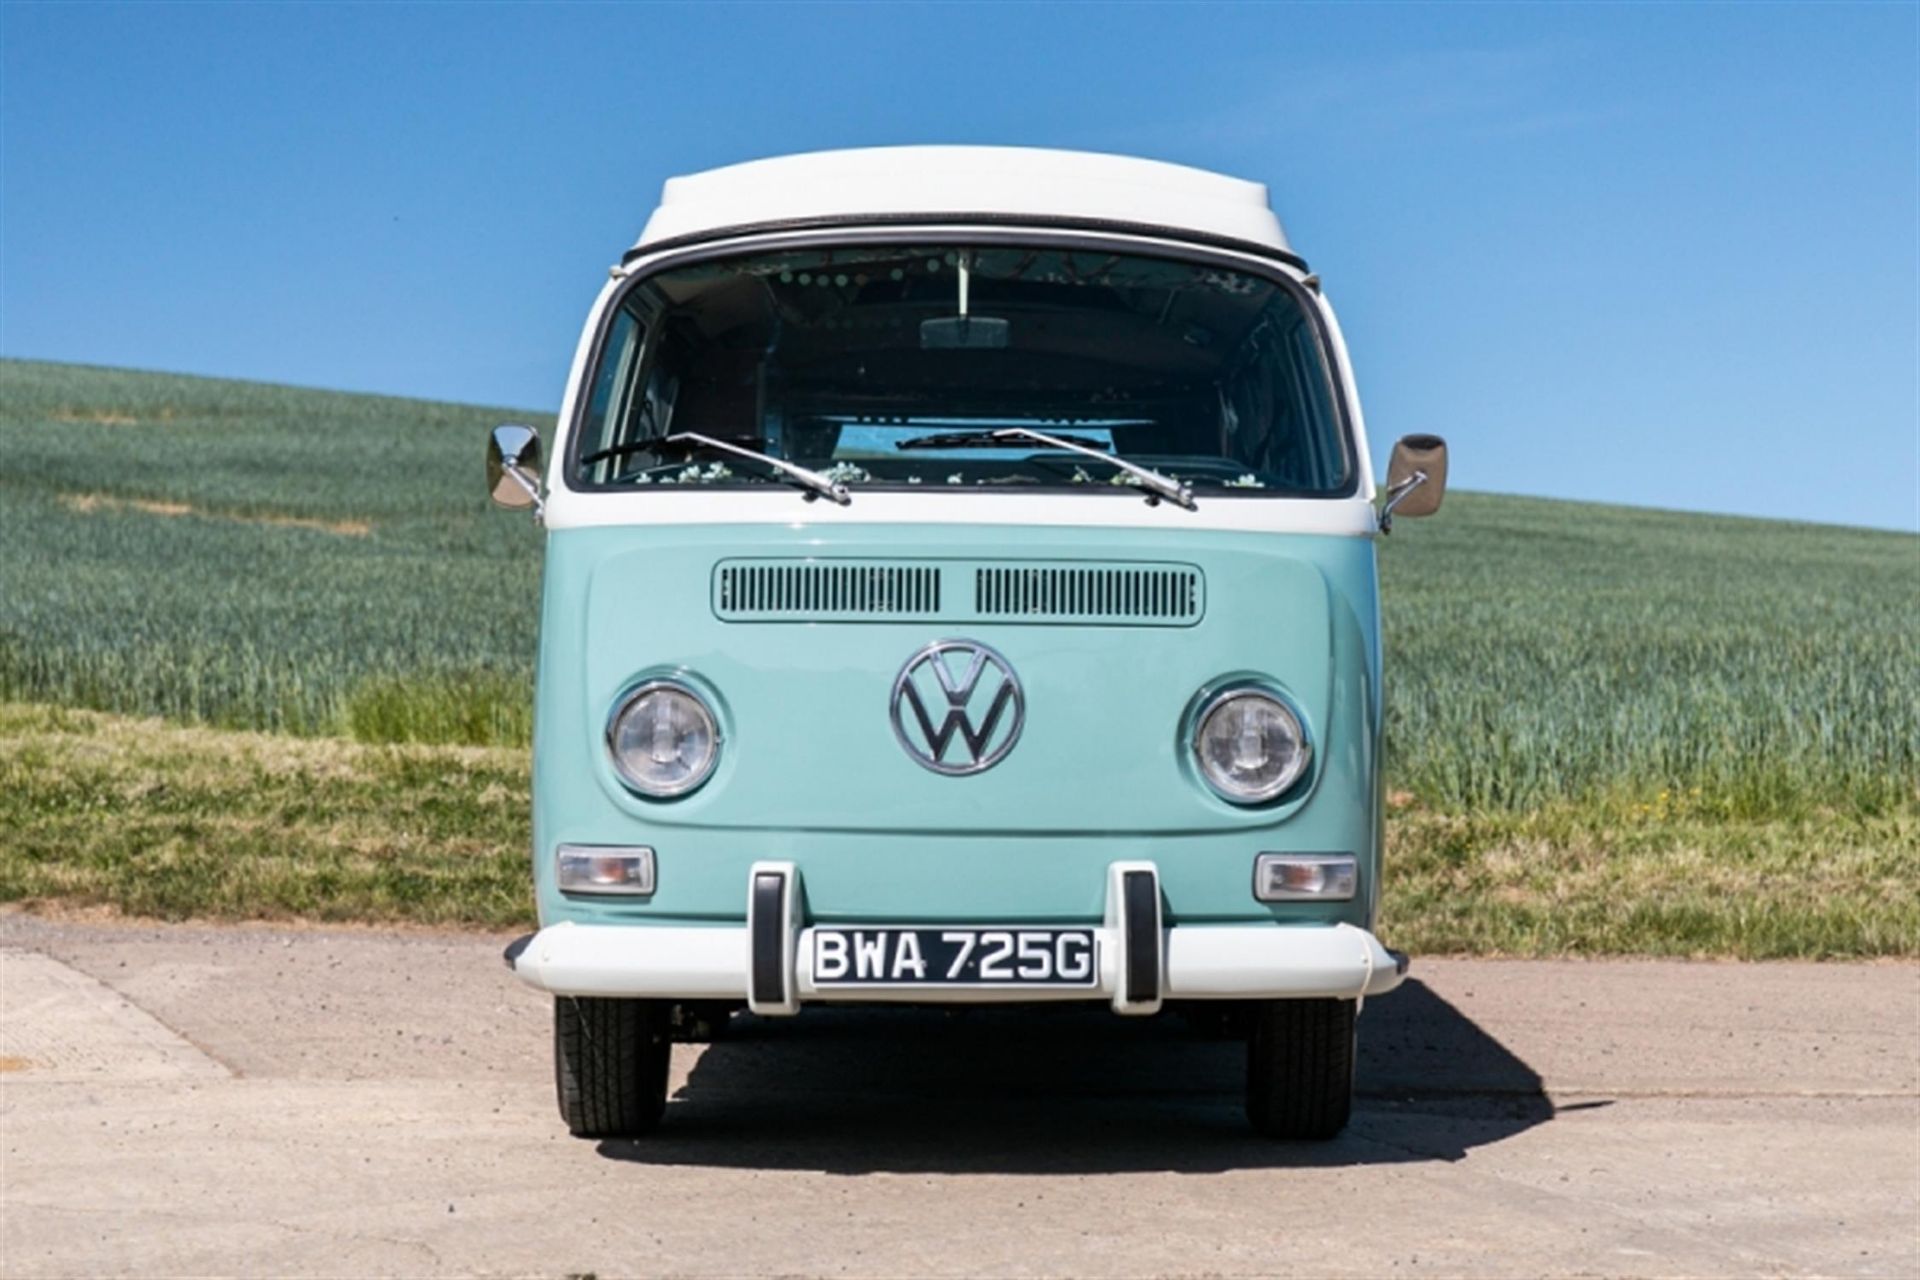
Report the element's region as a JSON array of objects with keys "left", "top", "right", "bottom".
[
  {"left": 1246, "top": 997, "right": 1357, "bottom": 1140},
  {"left": 553, "top": 996, "right": 672, "bottom": 1138}
]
